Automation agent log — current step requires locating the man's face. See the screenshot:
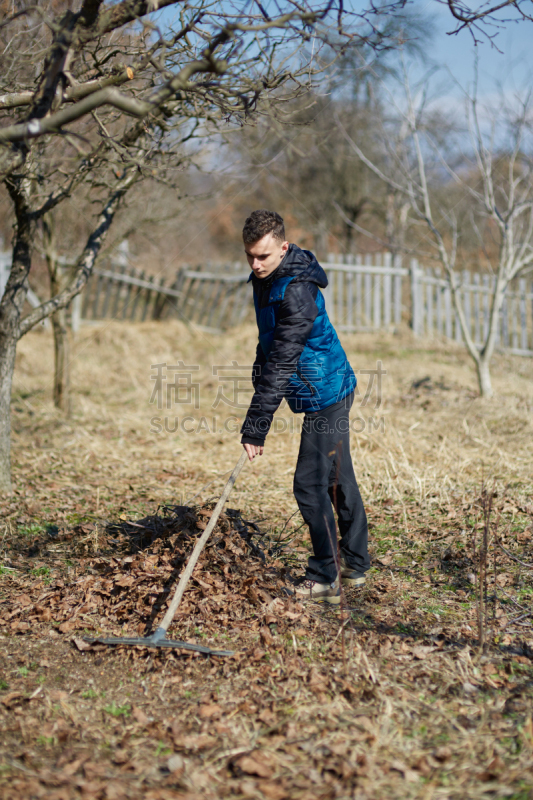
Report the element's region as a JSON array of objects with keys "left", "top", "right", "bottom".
[{"left": 244, "top": 232, "right": 289, "bottom": 279}]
